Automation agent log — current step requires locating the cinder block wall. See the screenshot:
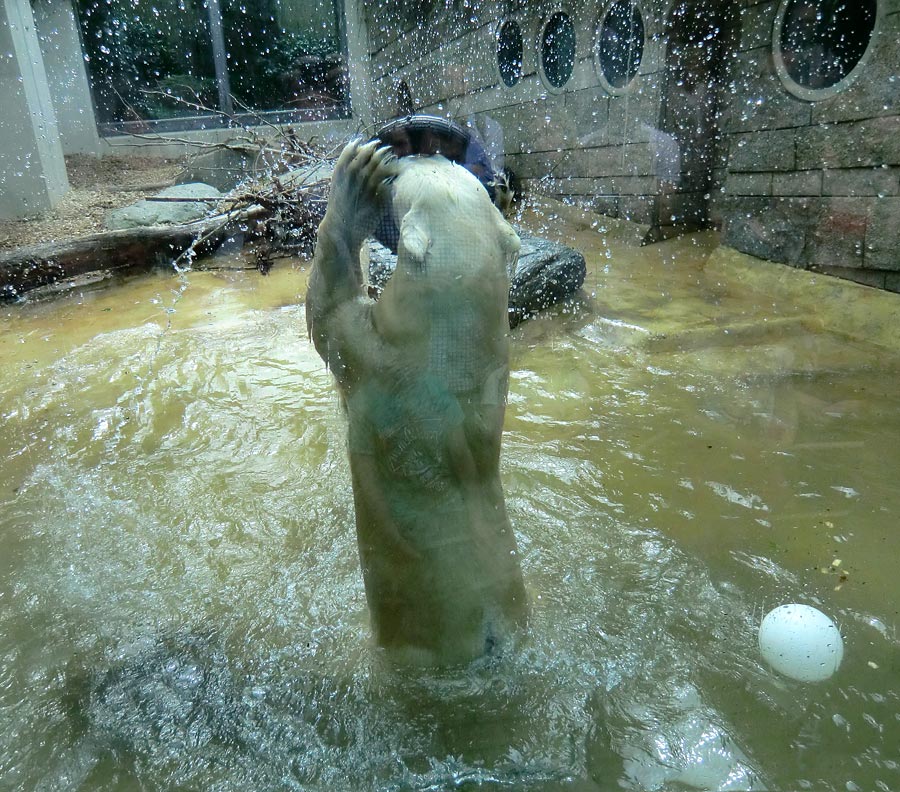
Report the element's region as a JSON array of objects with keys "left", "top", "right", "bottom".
[
  {"left": 363, "top": 0, "right": 900, "bottom": 292},
  {"left": 719, "top": 0, "right": 900, "bottom": 291}
]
